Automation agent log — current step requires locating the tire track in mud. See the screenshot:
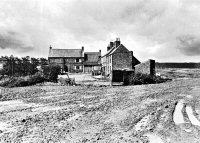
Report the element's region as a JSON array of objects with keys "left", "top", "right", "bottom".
[
  {"left": 172, "top": 95, "right": 200, "bottom": 142},
  {"left": 131, "top": 90, "right": 200, "bottom": 143}
]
